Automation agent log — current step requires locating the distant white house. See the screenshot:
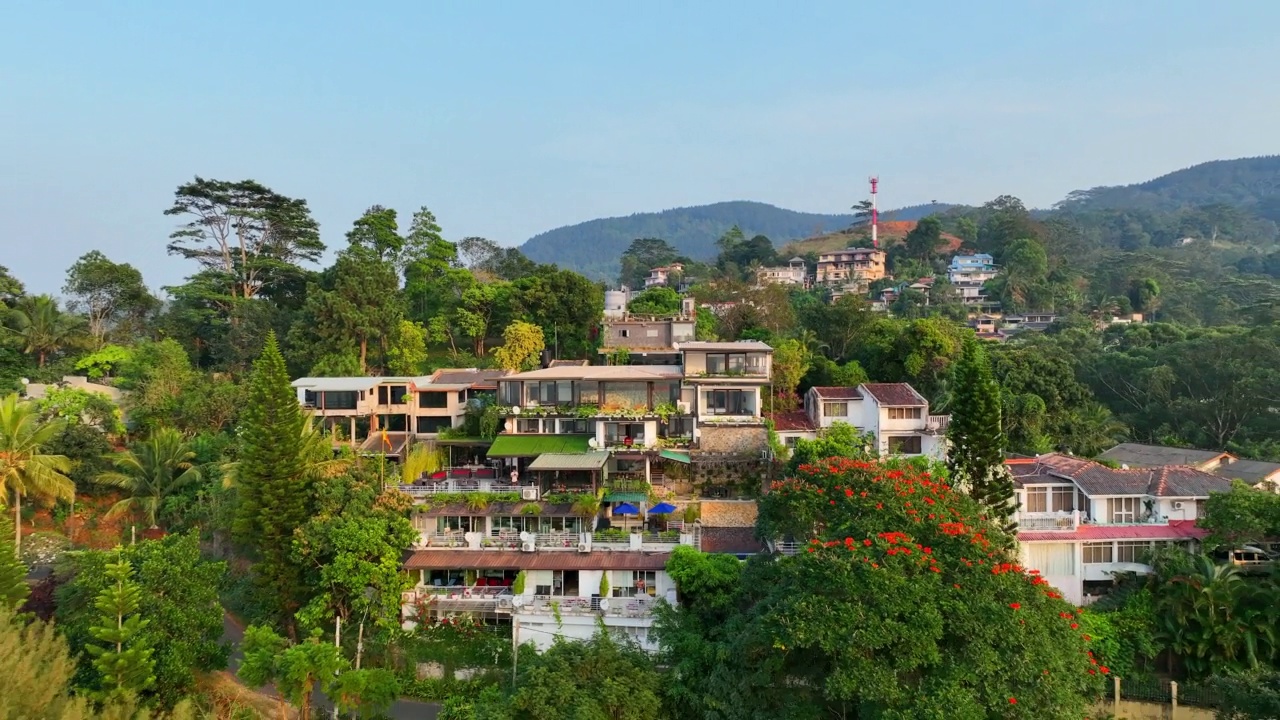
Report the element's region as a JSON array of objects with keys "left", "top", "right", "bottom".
[{"left": 769, "top": 382, "right": 949, "bottom": 460}]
